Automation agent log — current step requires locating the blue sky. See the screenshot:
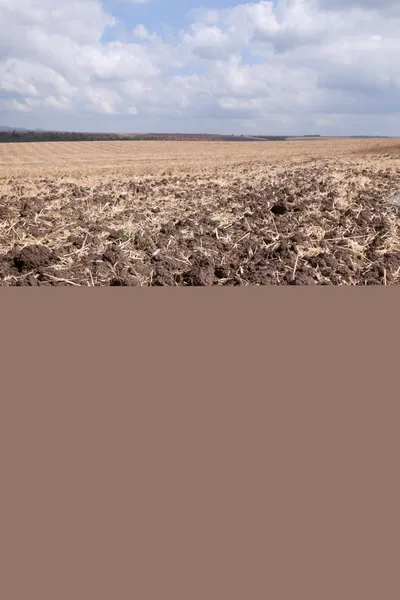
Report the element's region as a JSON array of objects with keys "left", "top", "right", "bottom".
[
  {"left": 102, "top": 0, "right": 263, "bottom": 43},
  {"left": 104, "top": 0, "right": 257, "bottom": 29},
  {"left": 1, "top": 0, "right": 400, "bottom": 135}
]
